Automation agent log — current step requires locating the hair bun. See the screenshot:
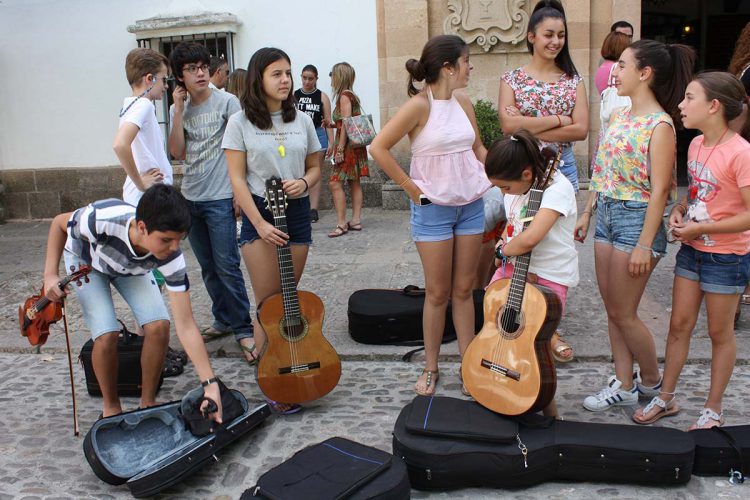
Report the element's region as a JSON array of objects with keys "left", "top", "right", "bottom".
[{"left": 405, "top": 58, "right": 426, "bottom": 81}]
